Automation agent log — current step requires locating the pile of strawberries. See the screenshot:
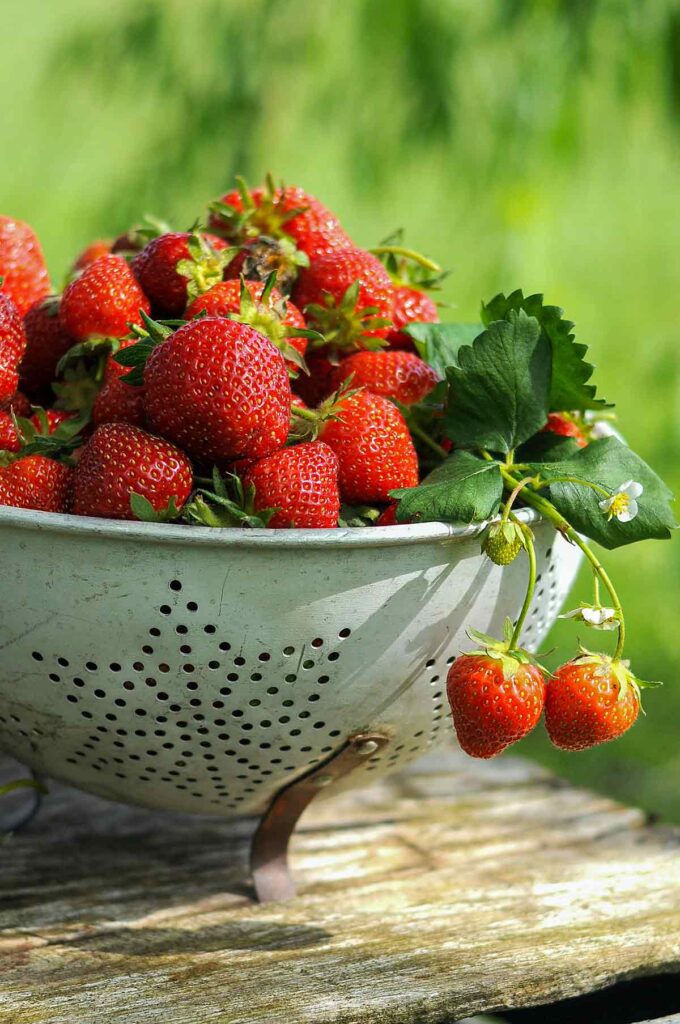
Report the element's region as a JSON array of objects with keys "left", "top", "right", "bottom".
[{"left": 0, "top": 179, "right": 454, "bottom": 527}]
